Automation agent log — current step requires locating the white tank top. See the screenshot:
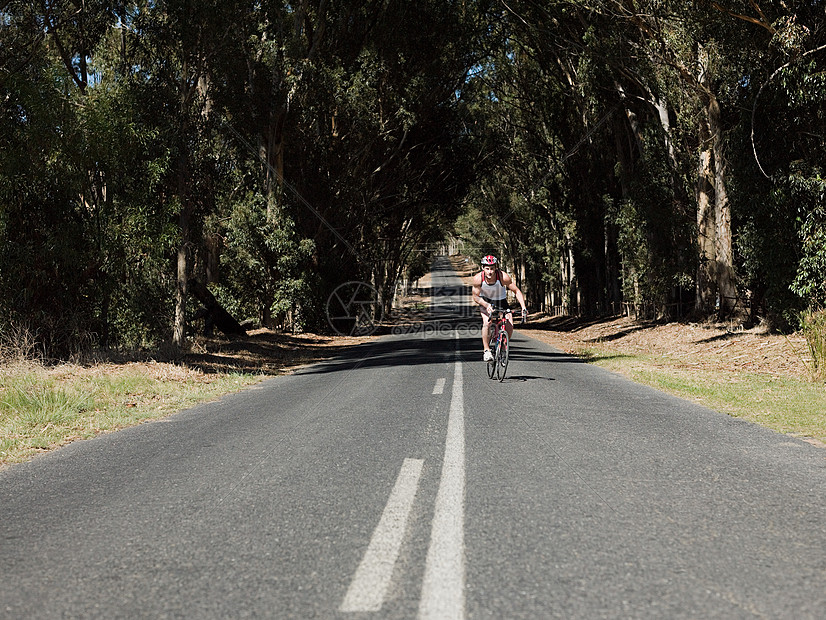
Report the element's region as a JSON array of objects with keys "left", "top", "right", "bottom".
[{"left": 479, "top": 270, "right": 507, "bottom": 302}]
